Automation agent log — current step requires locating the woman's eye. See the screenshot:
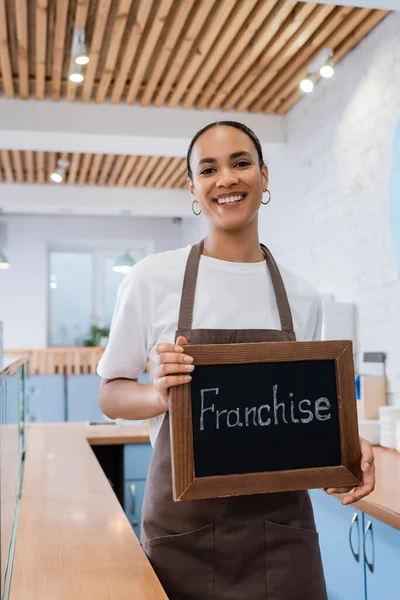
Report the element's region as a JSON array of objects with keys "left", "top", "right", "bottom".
[{"left": 199, "top": 162, "right": 250, "bottom": 175}]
